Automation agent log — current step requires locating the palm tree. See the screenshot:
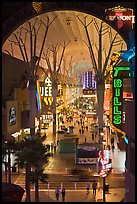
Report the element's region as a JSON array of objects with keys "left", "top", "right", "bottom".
[
  {"left": 14, "top": 138, "right": 50, "bottom": 202},
  {"left": 30, "top": 169, "right": 48, "bottom": 202},
  {"left": 2, "top": 136, "right": 16, "bottom": 183},
  {"left": 29, "top": 139, "right": 50, "bottom": 202}
]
